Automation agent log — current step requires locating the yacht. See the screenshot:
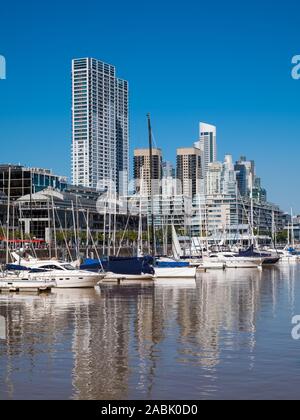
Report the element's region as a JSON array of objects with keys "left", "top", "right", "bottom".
[
  {"left": 216, "top": 252, "right": 263, "bottom": 269},
  {"left": 0, "top": 274, "right": 55, "bottom": 293},
  {"left": 201, "top": 255, "right": 226, "bottom": 270},
  {"left": 276, "top": 249, "right": 299, "bottom": 263},
  {"left": 9, "top": 254, "right": 104, "bottom": 288}
]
